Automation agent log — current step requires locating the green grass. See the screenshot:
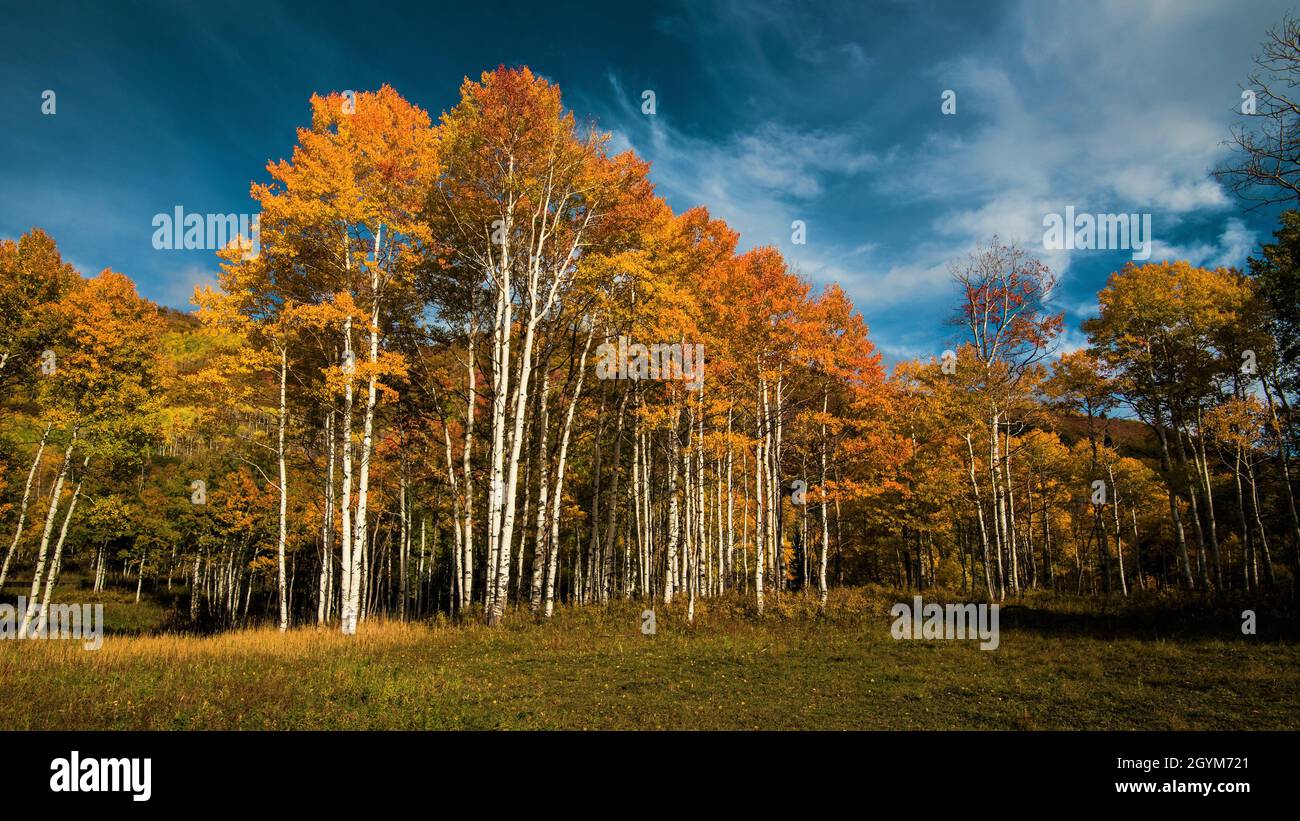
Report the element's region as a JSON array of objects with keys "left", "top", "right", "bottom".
[
  {"left": 2, "top": 573, "right": 173, "bottom": 634},
  {"left": 1, "top": 586, "right": 1297, "bottom": 730}
]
